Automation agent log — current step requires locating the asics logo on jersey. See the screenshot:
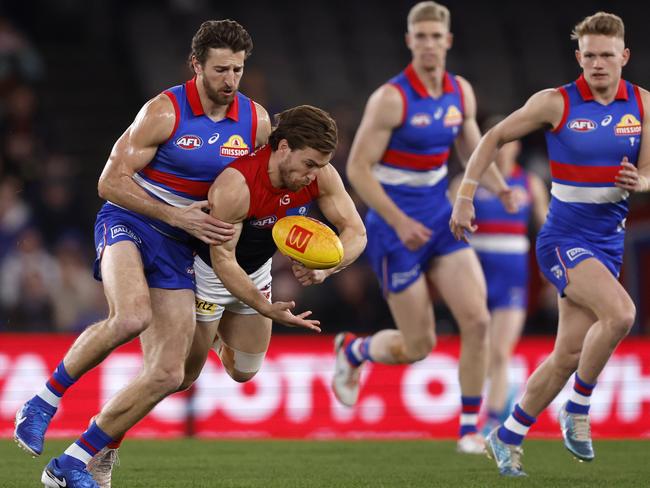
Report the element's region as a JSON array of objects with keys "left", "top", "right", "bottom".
[
  {"left": 208, "top": 133, "right": 220, "bottom": 144},
  {"left": 175, "top": 134, "right": 203, "bottom": 150},
  {"left": 568, "top": 119, "right": 596, "bottom": 132},
  {"left": 601, "top": 115, "right": 613, "bottom": 126},
  {"left": 45, "top": 471, "right": 67, "bottom": 487}
]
